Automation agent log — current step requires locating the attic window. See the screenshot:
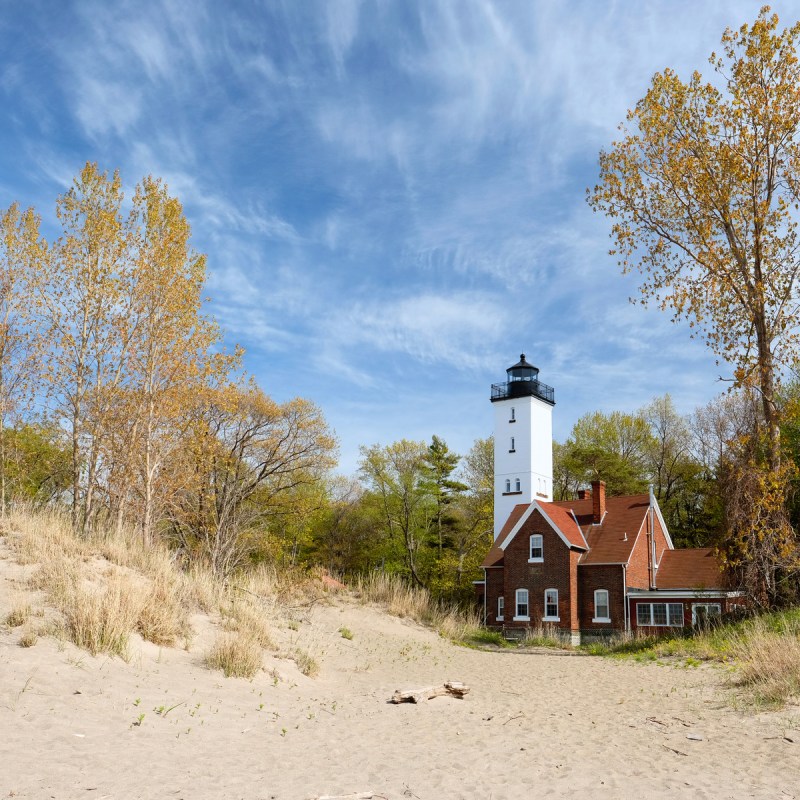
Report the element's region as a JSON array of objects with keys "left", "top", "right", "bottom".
[{"left": 528, "top": 534, "right": 543, "bottom": 562}]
